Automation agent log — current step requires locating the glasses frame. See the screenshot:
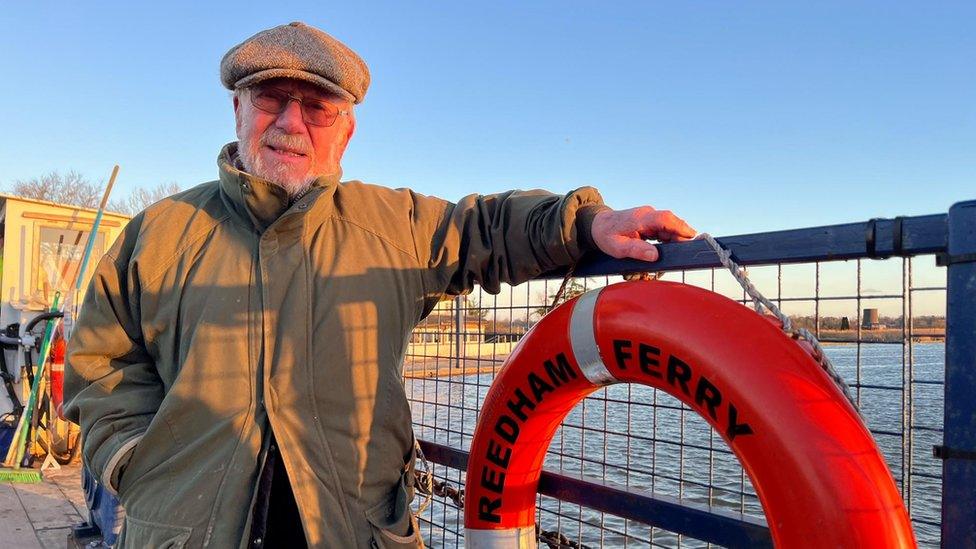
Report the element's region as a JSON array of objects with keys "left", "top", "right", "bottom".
[{"left": 248, "top": 86, "right": 349, "bottom": 128}]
